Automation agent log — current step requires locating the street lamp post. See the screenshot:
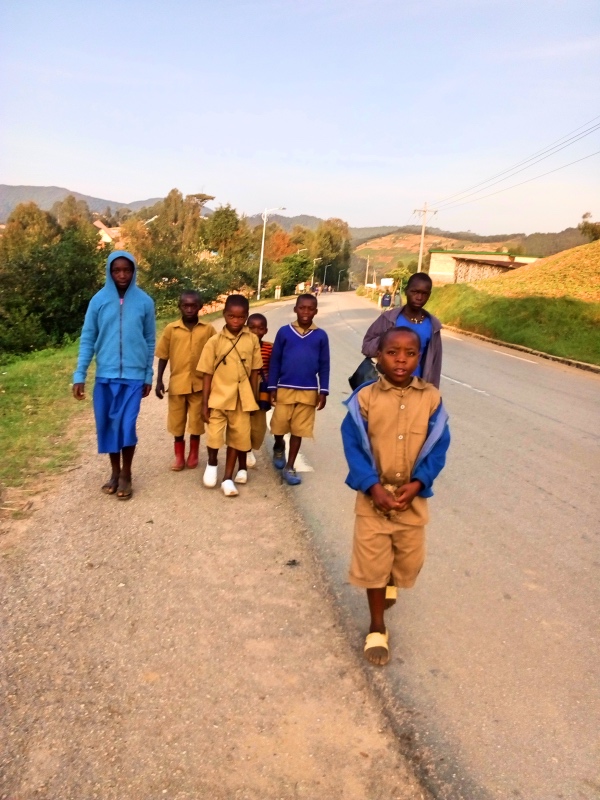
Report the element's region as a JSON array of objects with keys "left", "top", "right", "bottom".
[
  {"left": 337, "top": 269, "right": 346, "bottom": 291},
  {"left": 257, "top": 206, "right": 285, "bottom": 300},
  {"left": 323, "top": 264, "right": 331, "bottom": 288},
  {"left": 310, "top": 257, "right": 322, "bottom": 289}
]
